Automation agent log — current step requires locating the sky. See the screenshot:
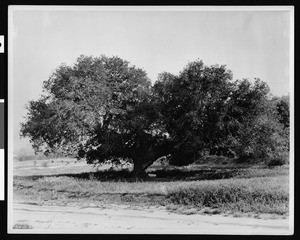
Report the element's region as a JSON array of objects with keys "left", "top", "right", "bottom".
[{"left": 10, "top": 7, "right": 292, "bottom": 153}]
